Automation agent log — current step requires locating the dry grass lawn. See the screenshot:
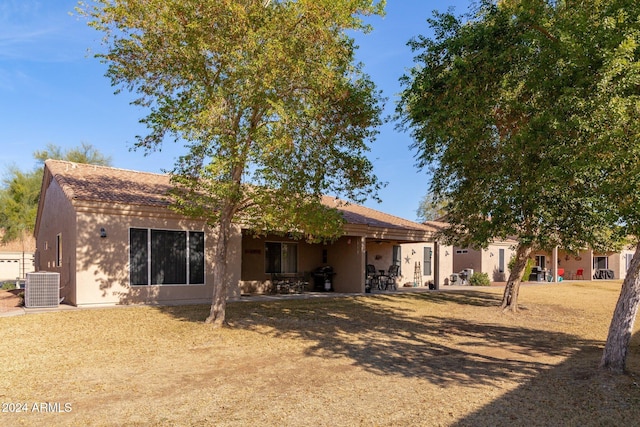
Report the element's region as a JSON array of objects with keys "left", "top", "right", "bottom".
[{"left": 1, "top": 281, "right": 640, "bottom": 426}]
